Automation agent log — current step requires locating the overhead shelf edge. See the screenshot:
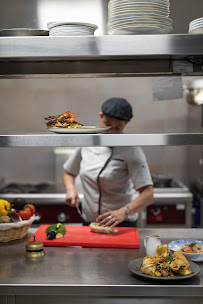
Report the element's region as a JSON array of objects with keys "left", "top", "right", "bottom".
[{"left": 0, "top": 133, "right": 203, "bottom": 147}]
